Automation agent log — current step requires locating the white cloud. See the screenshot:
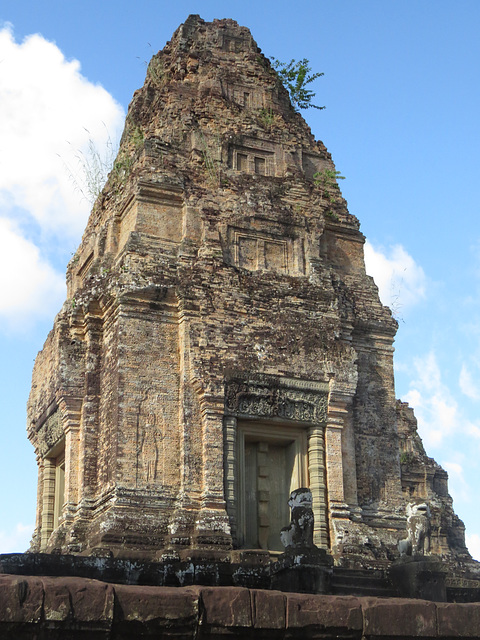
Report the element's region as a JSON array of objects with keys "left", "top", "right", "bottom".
[
  {"left": 403, "top": 351, "right": 480, "bottom": 448},
  {"left": 443, "top": 461, "right": 463, "bottom": 477},
  {"left": 364, "top": 241, "right": 426, "bottom": 314},
  {"left": 0, "top": 24, "right": 125, "bottom": 331},
  {"left": 459, "top": 364, "right": 480, "bottom": 400},
  {"left": 442, "top": 461, "right": 471, "bottom": 503},
  {"left": 403, "top": 352, "right": 461, "bottom": 447},
  {"left": 0, "top": 24, "right": 125, "bottom": 238},
  {"left": 0, "top": 218, "right": 65, "bottom": 327},
  {"left": 466, "top": 533, "right": 480, "bottom": 562},
  {"left": 0, "top": 522, "right": 34, "bottom": 554}
]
